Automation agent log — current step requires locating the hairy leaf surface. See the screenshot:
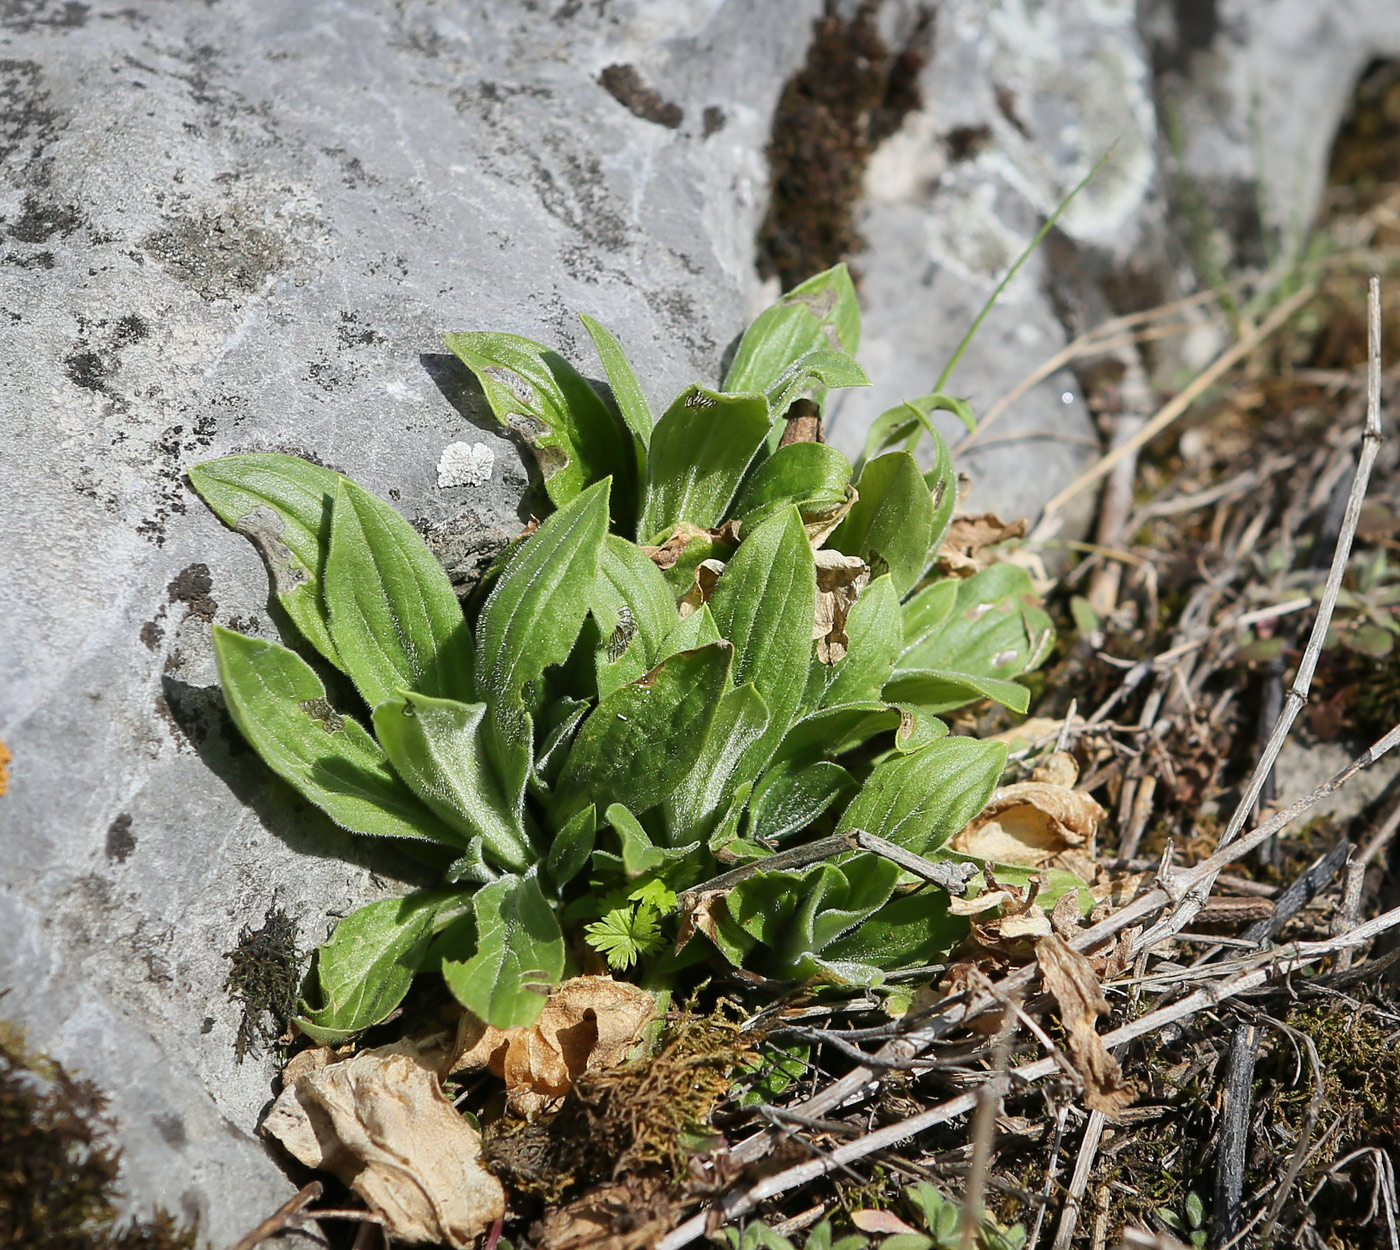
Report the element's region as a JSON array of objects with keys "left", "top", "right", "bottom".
[
  {"left": 324, "top": 477, "right": 474, "bottom": 708},
  {"left": 189, "top": 453, "right": 341, "bottom": 667},
  {"left": 213, "top": 627, "right": 464, "bottom": 846}
]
